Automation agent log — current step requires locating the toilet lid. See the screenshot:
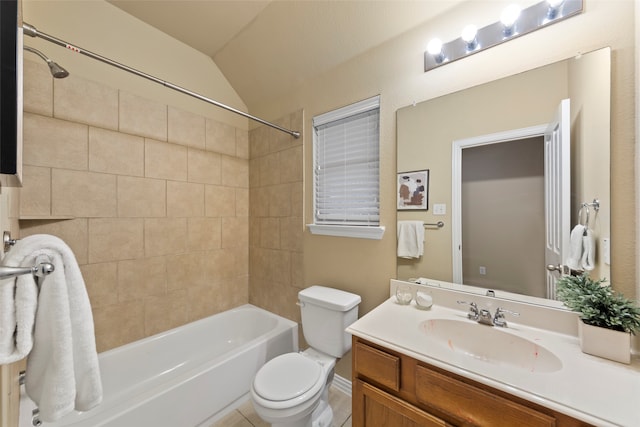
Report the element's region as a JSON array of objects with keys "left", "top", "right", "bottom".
[{"left": 253, "top": 353, "right": 322, "bottom": 401}]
